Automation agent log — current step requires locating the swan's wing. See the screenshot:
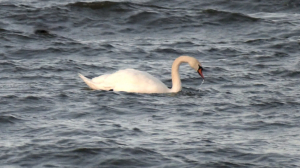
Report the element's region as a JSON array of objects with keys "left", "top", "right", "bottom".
[
  {"left": 79, "top": 69, "right": 169, "bottom": 93},
  {"left": 91, "top": 74, "right": 110, "bottom": 83},
  {"left": 78, "top": 73, "right": 114, "bottom": 90},
  {"left": 105, "top": 69, "right": 169, "bottom": 93}
]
